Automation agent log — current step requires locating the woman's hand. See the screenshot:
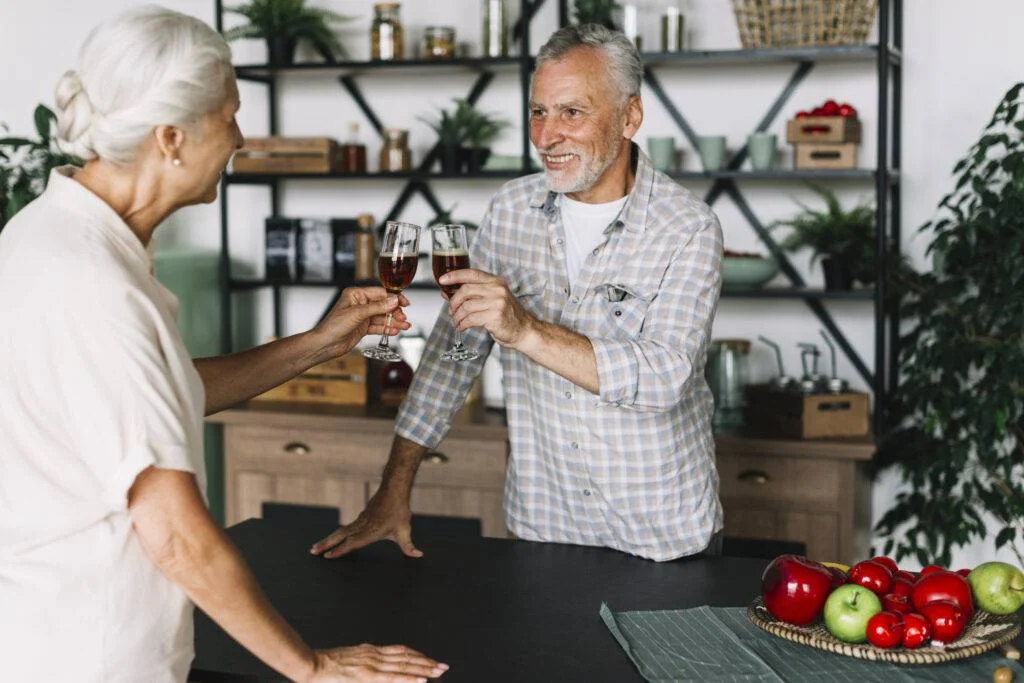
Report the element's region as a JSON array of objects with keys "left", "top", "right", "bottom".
[
  {"left": 307, "top": 644, "right": 448, "bottom": 682},
  {"left": 315, "top": 287, "right": 410, "bottom": 357}
]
